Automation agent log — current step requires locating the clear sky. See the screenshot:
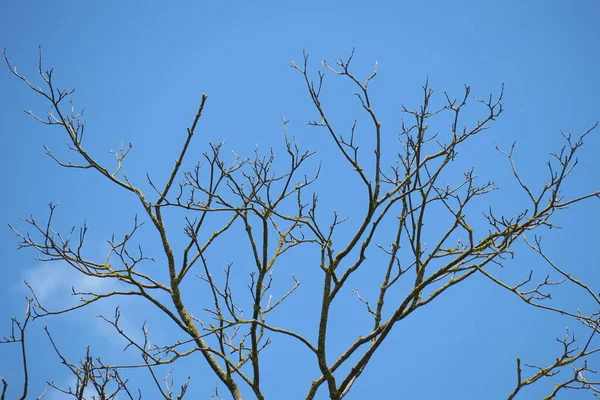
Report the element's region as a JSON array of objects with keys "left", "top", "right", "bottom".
[{"left": 1, "top": 1, "right": 599, "bottom": 399}]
